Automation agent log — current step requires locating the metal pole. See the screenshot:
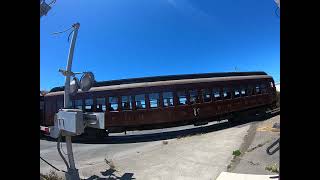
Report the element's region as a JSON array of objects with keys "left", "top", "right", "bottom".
[
  {"left": 65, "top": 136, "right": 79, "bottom": 180},
  {"left": 64, "top": 22, "right": 80, "bottom": 109},
  {"left": 63, "top": 22, "right": 80, "bottom": 180}
]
